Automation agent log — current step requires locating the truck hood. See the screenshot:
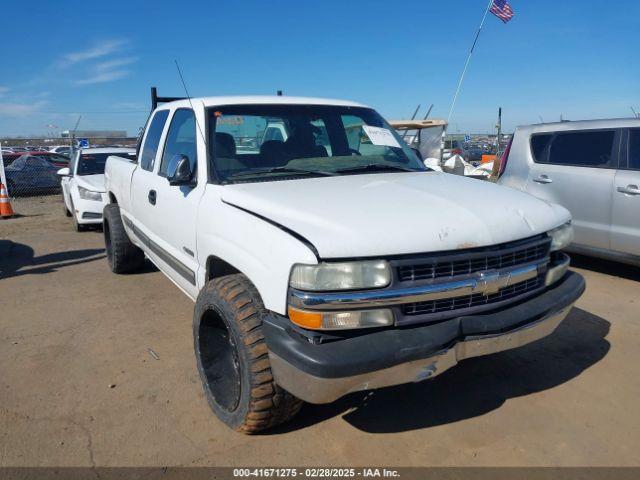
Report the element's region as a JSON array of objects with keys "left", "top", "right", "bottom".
[
  {"left": 76, "top": 174, "right": 106, "bottom": 193},
  {"left": 221, "top": 172, "right": 570, "bottom": 258}
]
